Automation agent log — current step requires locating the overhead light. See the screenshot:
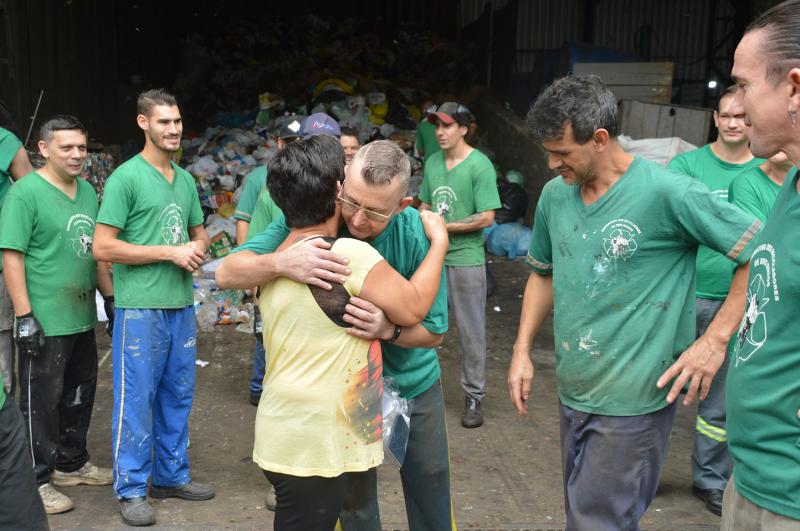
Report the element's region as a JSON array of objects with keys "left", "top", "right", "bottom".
[{"left": 707, "top": 80, "right": 718, "bottom": 89}]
